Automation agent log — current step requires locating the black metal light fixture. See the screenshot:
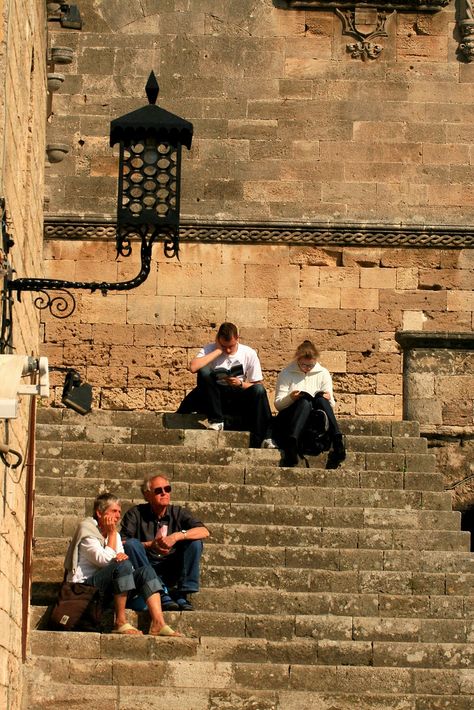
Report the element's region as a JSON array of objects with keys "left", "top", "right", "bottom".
[
  {"left": 61, "top": 369, "right": 92, "bottom": 415},
  {"left": 60, "top": 4, "right": 83, "bottom": 29},
  {"left": 5, "top": 72, "right": 193, "bottom": 318}
]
